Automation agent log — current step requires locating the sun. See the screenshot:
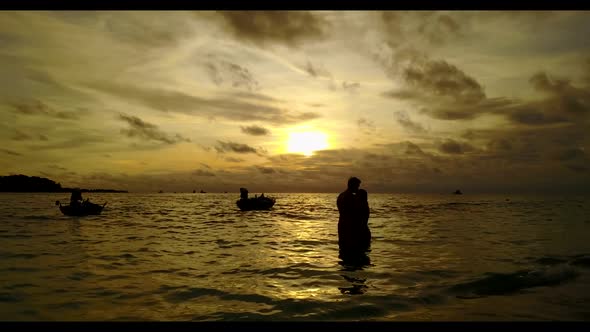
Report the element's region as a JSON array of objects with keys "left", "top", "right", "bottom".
[{"left": 286, "top": 131, "right": 329, "bottom": 156}]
